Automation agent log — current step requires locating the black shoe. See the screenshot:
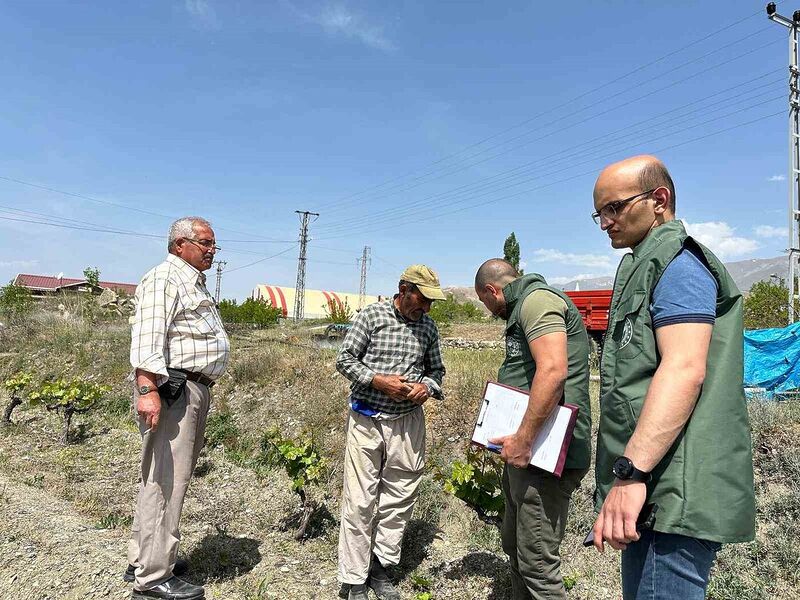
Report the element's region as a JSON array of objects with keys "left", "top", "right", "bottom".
[
  {"left": 368, "top": 558, "right": 400, "bottom": 600},
  {"left": 131, "top": 576, "right": 204, "bottom": 600},
  {"left": 347, "top": 583, "right": 370, "bottom": 600},
  {"left": 124, "top": 559, "right": 189, "bottom": 583}
]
